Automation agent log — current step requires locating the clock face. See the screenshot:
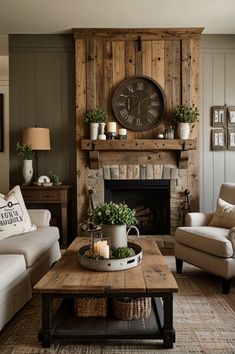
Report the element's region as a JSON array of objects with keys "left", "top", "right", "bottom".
[{"left": 112, "top": 75, "right": 166, "bottom": 131}]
